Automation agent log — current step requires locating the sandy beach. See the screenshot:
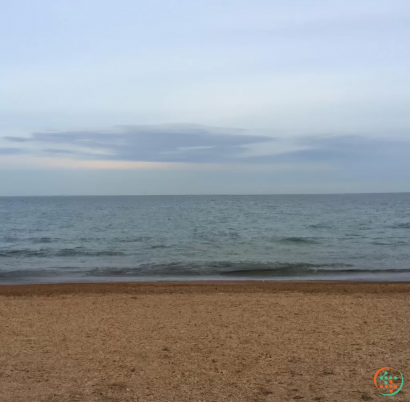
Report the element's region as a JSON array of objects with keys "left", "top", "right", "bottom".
[{"left": 0, "top": 281, "right": 409, "bottom": 402}]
